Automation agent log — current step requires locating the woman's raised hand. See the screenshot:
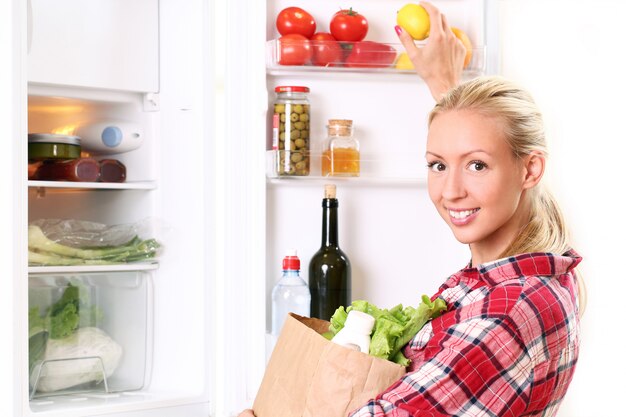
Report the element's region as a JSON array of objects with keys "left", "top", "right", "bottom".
[
  {"left": 237, "top": 410, "right": 255, "bottom": 417},
  {"left": 395, "top": 1, "right": 466, "bottom": 100}
]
